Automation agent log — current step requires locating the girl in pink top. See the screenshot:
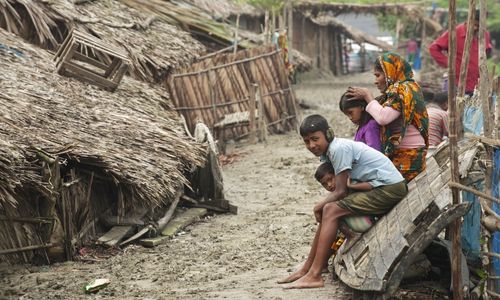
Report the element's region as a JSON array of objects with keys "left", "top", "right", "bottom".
[{"left": 339, "top": 93, "right": 381, "bottom": 152}]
